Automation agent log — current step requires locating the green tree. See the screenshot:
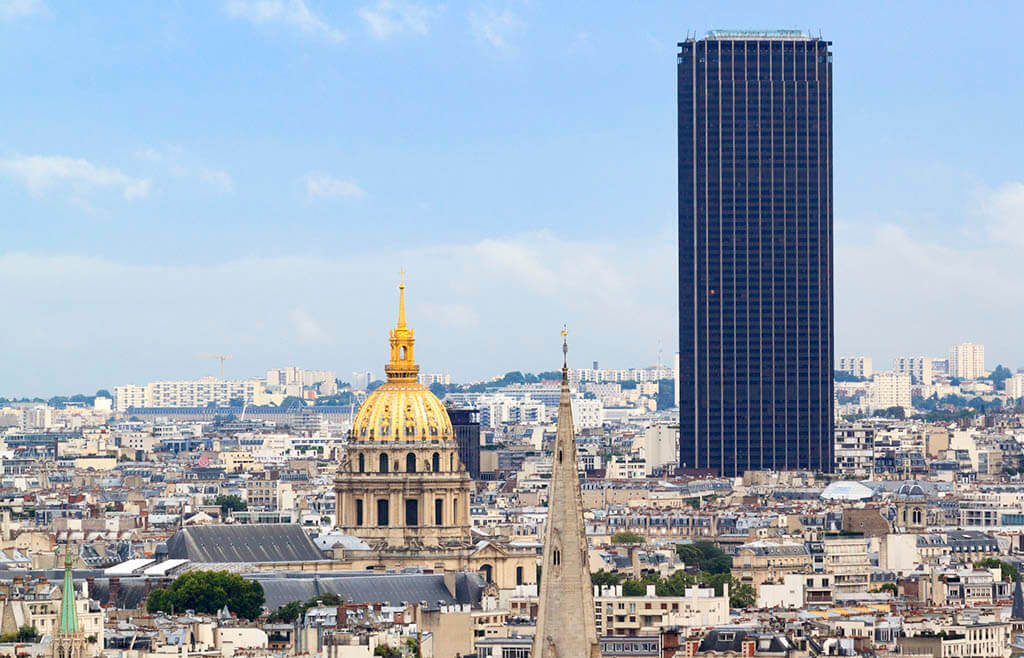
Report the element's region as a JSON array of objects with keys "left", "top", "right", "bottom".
[
  {"left": 591, "top": 569, "right": 622, "bottom": 588},
  {"left": 621, "top": 579, "right": 647, "bottom": 596},
  {"left": 729, "top": 582, "right": 755, "bottom": 608},
  {"left": 834, "top": 371, "right": 866, "bottom": 382},
  {"left": 269, "top": 600, "right": 305, "bottom": 623},
  {"left": 611, "top": 531, "right": 644, "bottom": 544},
  {"left": 429, "top": 382, "right": 447, "bottom": 398},
  {"left": 974, "top": 558, "right": 1019, "bottom": 582},
  {"left": 878, "top": 583, "right": 898, "bottom": 595},
  {"left": 213, "top": 494, "right": 247, "bottom": 514},
  {"left": 16, "top": 626, "right": 39, "bottom": 642},
  {"left": 280, "top": 396, "right": 306, "bottom": 409},
  {"left": 373, "top": 644, "right": 401, "bottom": 658},
  {"left": 988, "top": 365, "right": 1013, "bottom": 389},
  {"left": 95, "top": 389, "right": 113, "bottom": 399},
  {"left": 146, "top": 570, "right": 265, "bottom": 620}
]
